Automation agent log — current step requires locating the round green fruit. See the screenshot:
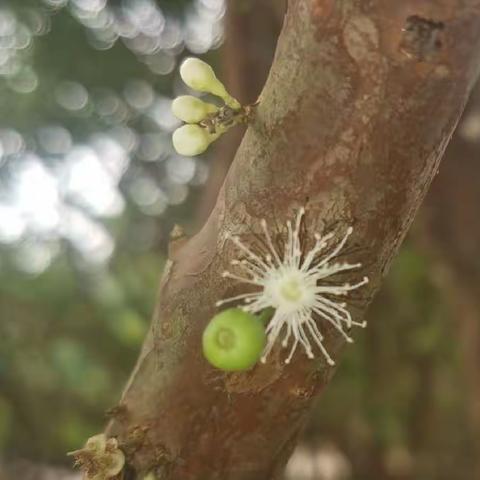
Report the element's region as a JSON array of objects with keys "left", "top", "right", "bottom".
[{"left": 202, "top": 308, "right": 266, "bottom": 371}]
